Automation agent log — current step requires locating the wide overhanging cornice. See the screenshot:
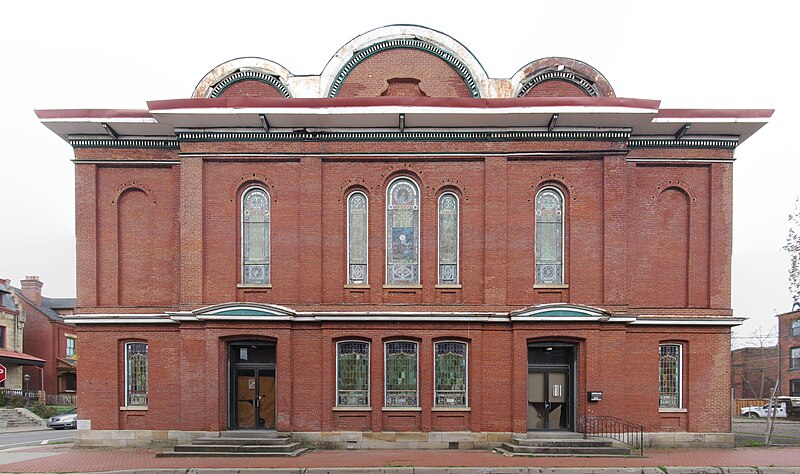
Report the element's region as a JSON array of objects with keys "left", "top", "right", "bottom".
[{"left": 36, "top": 97, "right": 772, "bottom": 147}]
